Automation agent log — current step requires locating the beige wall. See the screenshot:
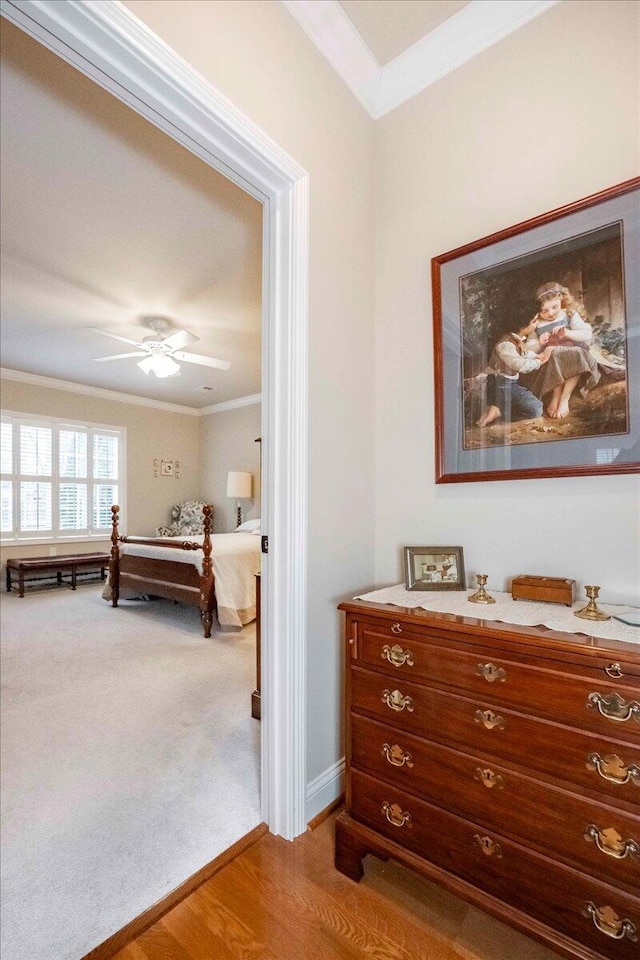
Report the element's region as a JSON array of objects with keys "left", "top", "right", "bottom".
[
  {"left": 199, "top": 403, "right": 262, "bottom": 533},
  {"left": 1, "top": 377, "right": 201, "bottom": 567},
  {"left": 374, "top": 0, "right": 640, "bottom": 605},
  {"left": 124, "top": 0, "right": 377, "bottom": 791}
]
